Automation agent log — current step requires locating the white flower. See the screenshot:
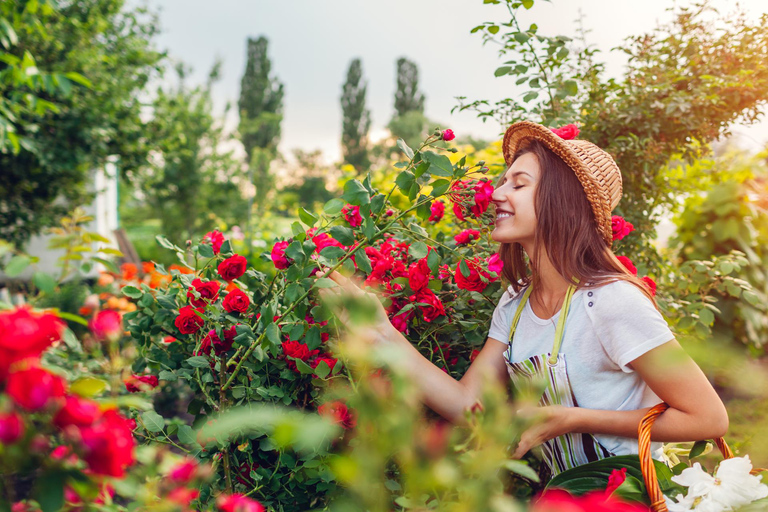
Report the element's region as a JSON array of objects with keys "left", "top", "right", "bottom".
[{"left": 664, "top": 456, "right": 768, "bottom": 511}]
